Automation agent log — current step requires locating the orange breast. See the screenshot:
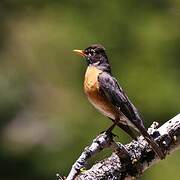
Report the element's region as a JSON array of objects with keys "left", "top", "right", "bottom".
[{"left": 84, "top": 66, "right": 119, "bottom": 120}]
